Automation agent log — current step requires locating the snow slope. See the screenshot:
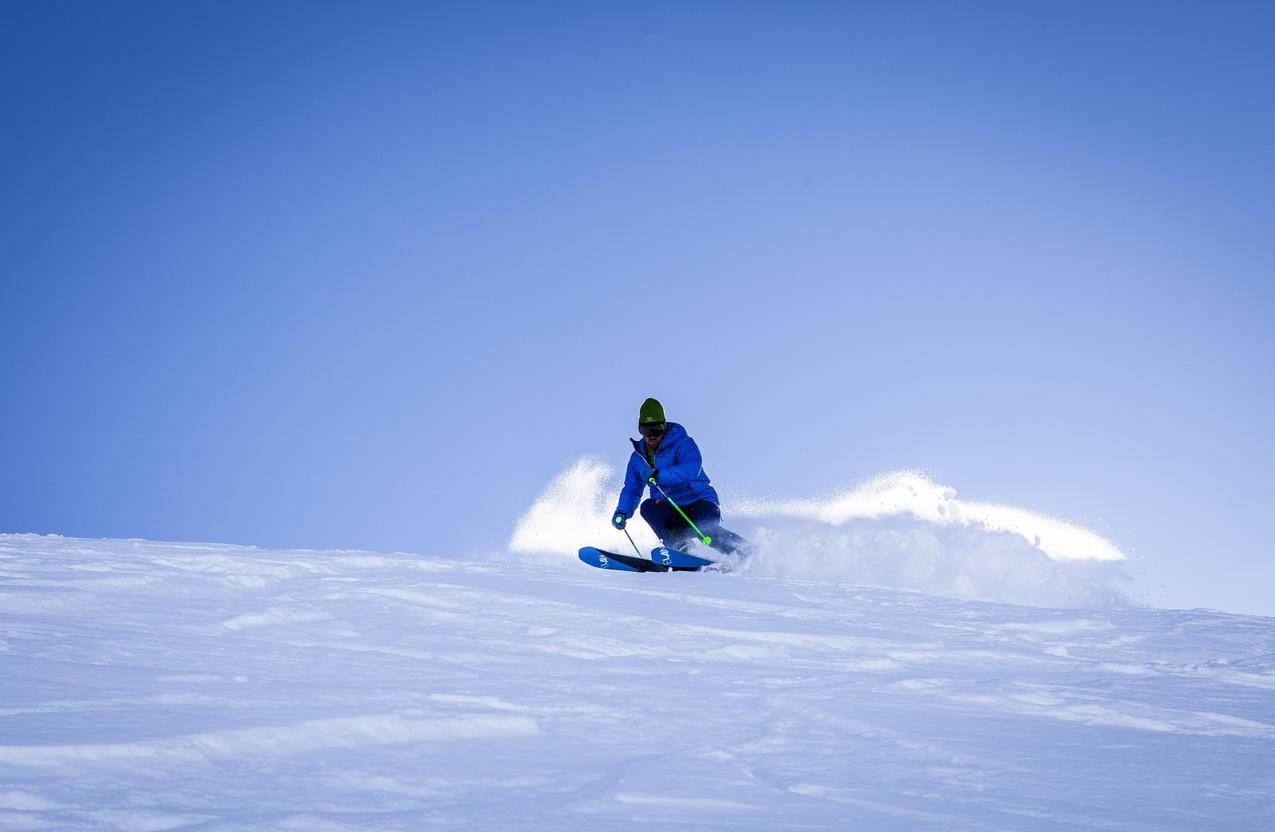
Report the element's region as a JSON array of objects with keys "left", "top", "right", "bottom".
[{"left": 2, "top": 534, "right": 1272, "bottom": 830}]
